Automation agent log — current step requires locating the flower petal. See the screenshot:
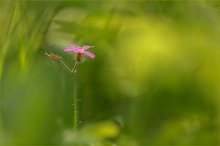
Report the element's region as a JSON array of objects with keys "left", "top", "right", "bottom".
[
  {"left": 85, "top": 51, "right": 95, "bottom": 58},
  {"left": 64, "top": 47, "right": 83, "bottom": 53},
  {"left": 82, "top": 45, "right": 94, "bottom": 51}
]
